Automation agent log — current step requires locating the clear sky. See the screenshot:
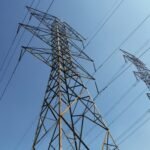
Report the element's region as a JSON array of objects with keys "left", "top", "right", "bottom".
[{"left": 0, "top": 0, "right": 150, "bottom": 149}]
